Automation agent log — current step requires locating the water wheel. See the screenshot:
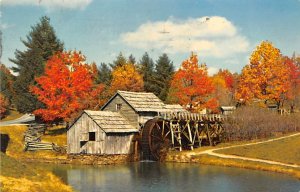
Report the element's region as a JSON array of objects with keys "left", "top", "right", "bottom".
[{"left": 141, "top": 118, "right": 172, "bottom": 160}]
